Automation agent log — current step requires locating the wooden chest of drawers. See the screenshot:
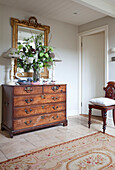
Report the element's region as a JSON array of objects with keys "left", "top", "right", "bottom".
[{"left": 1, "top": 84, "right": 67, "bottom": 138}]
